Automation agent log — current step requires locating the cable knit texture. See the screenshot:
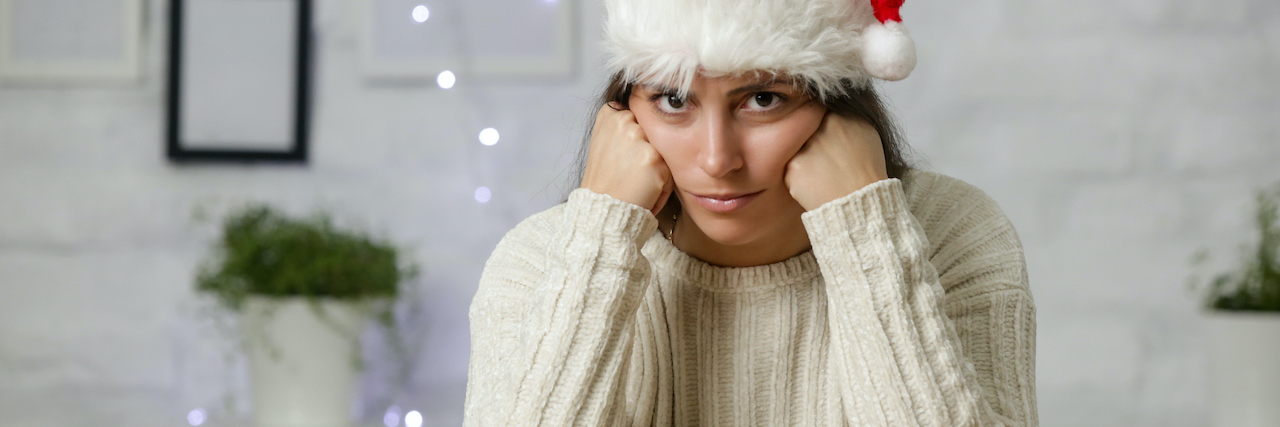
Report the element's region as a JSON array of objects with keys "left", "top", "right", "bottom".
[{"left": 465, "top": 169, "right": 1037, "bottom": 426}]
